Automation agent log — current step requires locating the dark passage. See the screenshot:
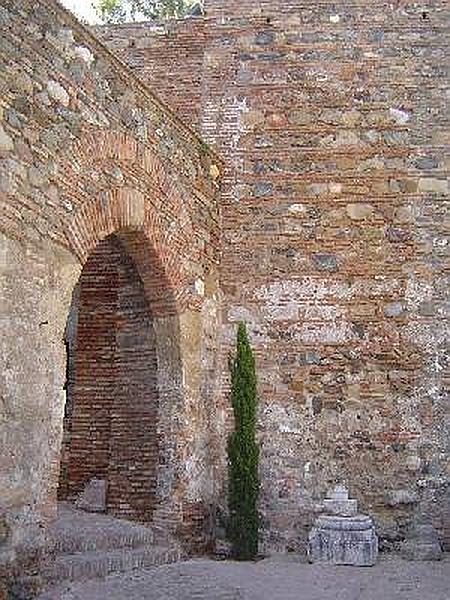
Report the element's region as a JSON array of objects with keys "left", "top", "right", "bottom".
[{"left": 58, "top": 234, "right": 159, "bottom": 523}]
